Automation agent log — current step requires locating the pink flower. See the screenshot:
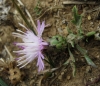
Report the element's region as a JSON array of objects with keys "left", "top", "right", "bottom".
[{"left": 12, "top": 20, "right": 48, "bottom": 72}]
